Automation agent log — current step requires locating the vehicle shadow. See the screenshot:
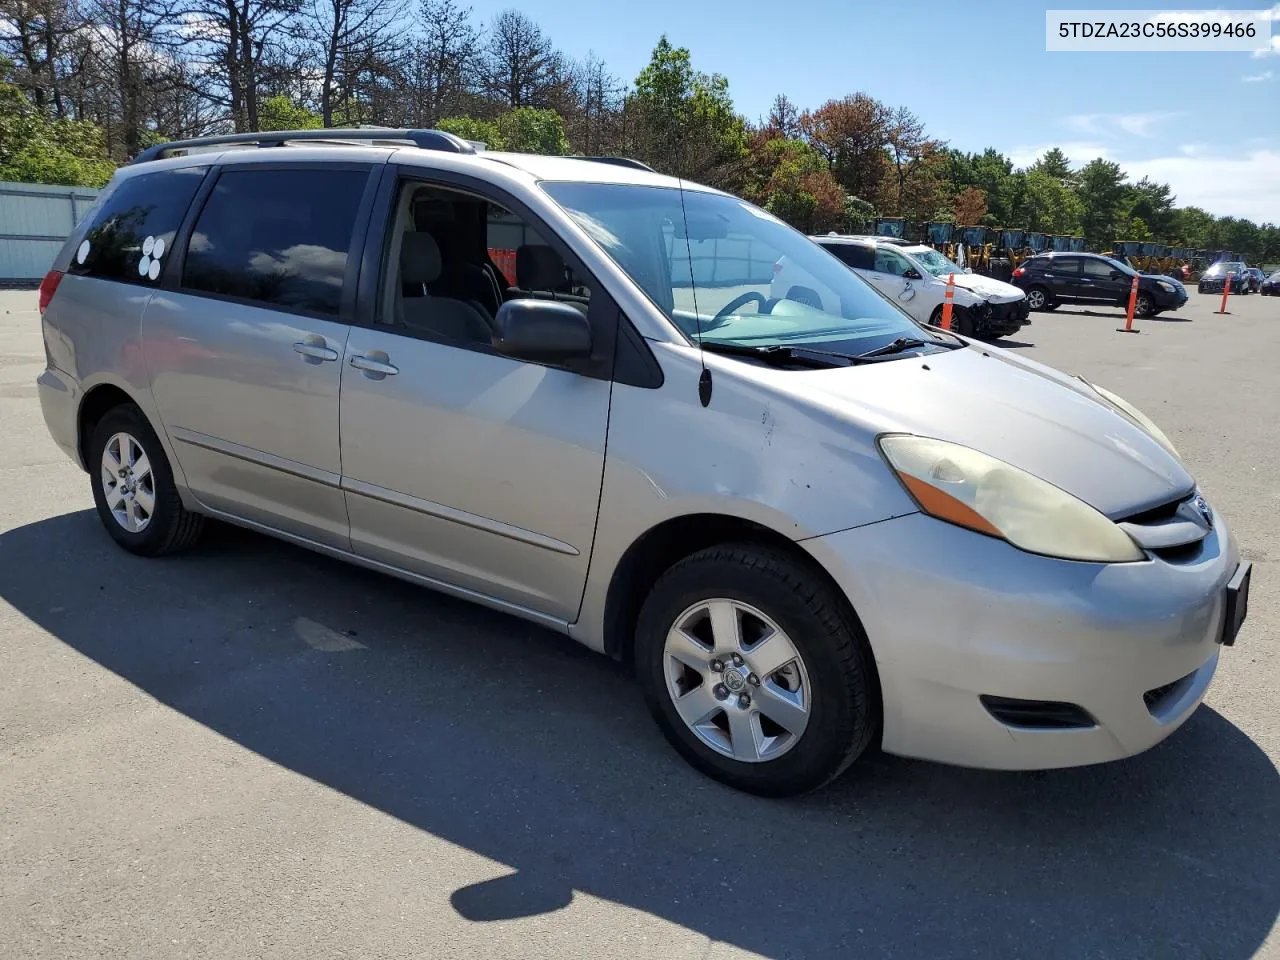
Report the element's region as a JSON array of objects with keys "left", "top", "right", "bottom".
[
  {"left": 2, "top": 511, "right": 1277, "bottom": 959},
  {"left": 989, "top": 338, "right": 1034, "bottom": 349}
]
